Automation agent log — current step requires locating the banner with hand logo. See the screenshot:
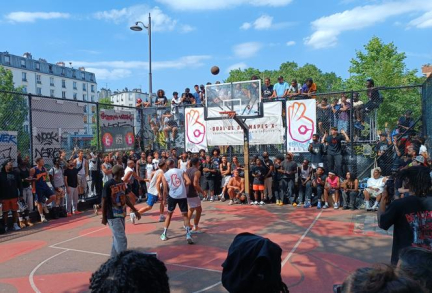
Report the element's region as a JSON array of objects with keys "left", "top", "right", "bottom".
[
  {"left": 286, "top": 99, "right": 316, "bottom": 152},
  {"left": 184, "top": 108, "right": 207, "bottom": 152}
]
